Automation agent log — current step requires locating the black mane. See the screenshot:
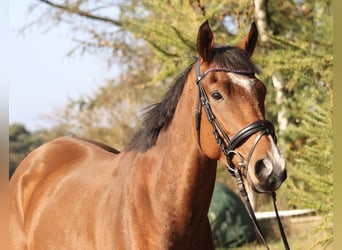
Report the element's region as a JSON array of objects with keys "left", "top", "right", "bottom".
[{"left": 125, "top": 46, "right": 258, "bottom": 152}]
